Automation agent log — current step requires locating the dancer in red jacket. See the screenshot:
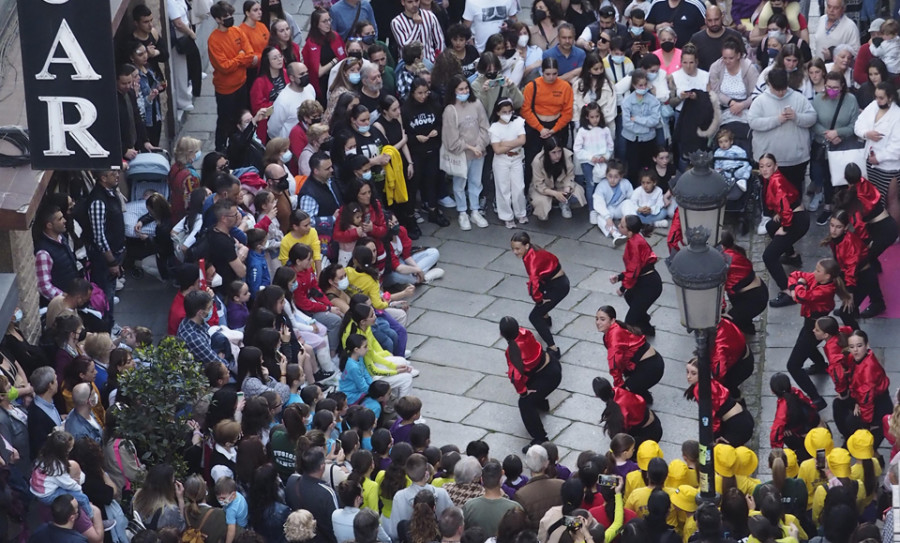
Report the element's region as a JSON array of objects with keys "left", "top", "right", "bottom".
[
  {"left": 822, "top": 210, "right": 878, "bottom": 330},
  {"left": 684, "top": 358, "right": 754, "bottom": 446},
  {"left": 837, "top": 330, "right": 892, "bottom": 448},
  {"left": 711, "top": 315, "right": 754, "bottom": 398},
  {"left": 769, "top": 372, "right": 820, "bottom": 451},
  {"left": 813, "top": 316, "right": 854, "bottom": 439},
  {"left": 511, "top": 231, "right": 570, "bottom": 352},
  {"left": 593, "top": 376, "right": 662, "bottom": 449},
  {"left": 719, "top": 231, "right": 768, "bottom": 334},
  {"left": 609, "top": 215, "right": 662, "bottom": 336},
  {"left": 595, "top": 305, "right": 664, "bottom": 403}
]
